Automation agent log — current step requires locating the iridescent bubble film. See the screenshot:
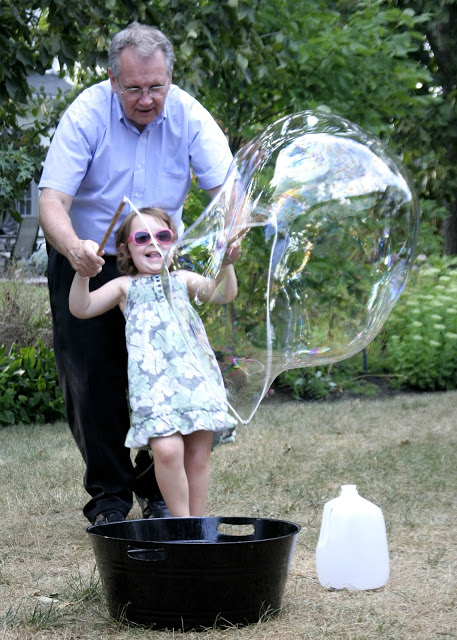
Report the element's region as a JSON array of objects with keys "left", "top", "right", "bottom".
[{"left": 164, "top": 112, "right": 420, "bottom": 423}]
